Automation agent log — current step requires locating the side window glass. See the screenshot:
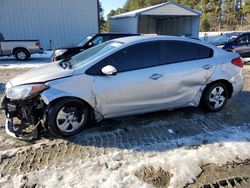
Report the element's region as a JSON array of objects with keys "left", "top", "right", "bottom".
[
  {"left": 160, "top": 41, "right": 213, "bottom": 65},
  {"left": 85, "top": 58, "right": 107, "bottom": 75},
  {"left": 91, "top": 36, "right": 104, "bottom": 46},
  {"left": 86, "top": 42, "right": 161, "bottom": 75},
  {"left": 160, "top": 41, "right": 199, "bottom": 65},
  {"left": 101, "top": 35, "right": 112, "bottom": 42},
  {"left": 108, "top": 42, "right": 160, "bottom": 72},
  {"left": 199, "top": 45, "right": 214, "bottom": 59},
  {"left": 236, "top": 35, "right": 248, "bottom": 45}
]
